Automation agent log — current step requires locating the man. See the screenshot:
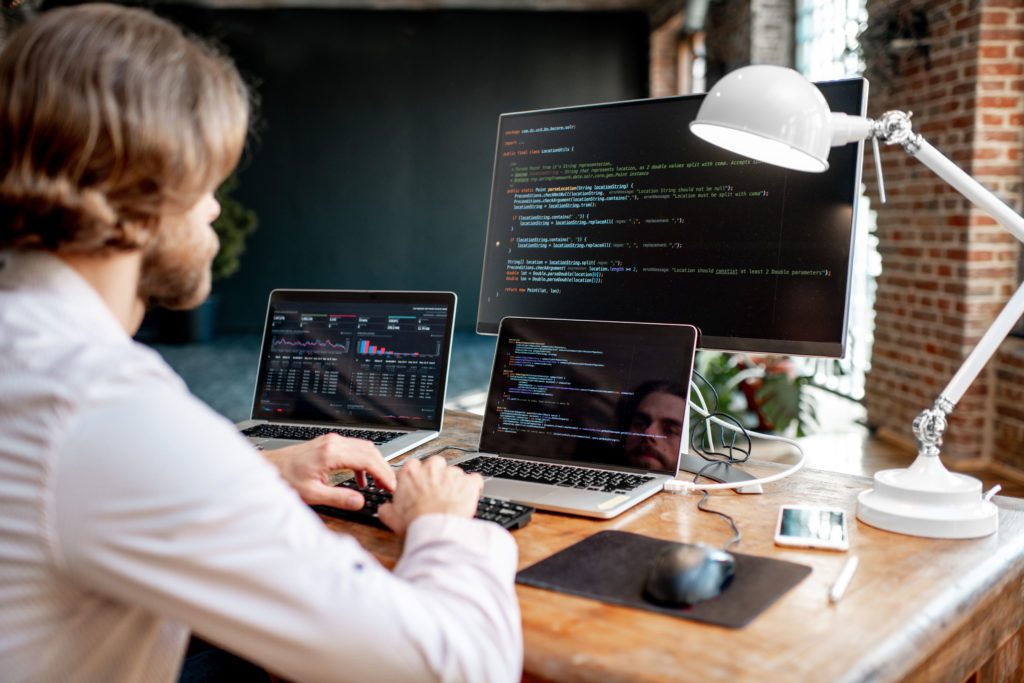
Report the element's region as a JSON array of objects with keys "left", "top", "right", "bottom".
[
  {"left": 0, "top": 5, "right": 521, "bottom": 682},
  {"left": 620, "top": 381, "right": 687, "bottom": 472}
]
